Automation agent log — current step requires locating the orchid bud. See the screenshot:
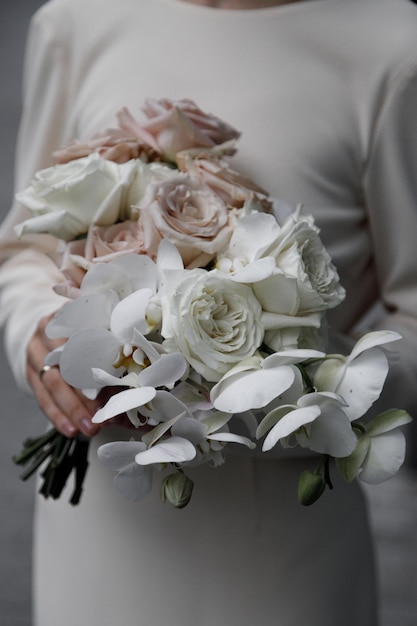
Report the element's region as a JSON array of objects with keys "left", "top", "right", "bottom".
[
  {"left": 298, "top": 470, "right": 326, "bottom": 506},
  {"left": 161, "top": 472, "right": 194, "bottom": 509}
]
